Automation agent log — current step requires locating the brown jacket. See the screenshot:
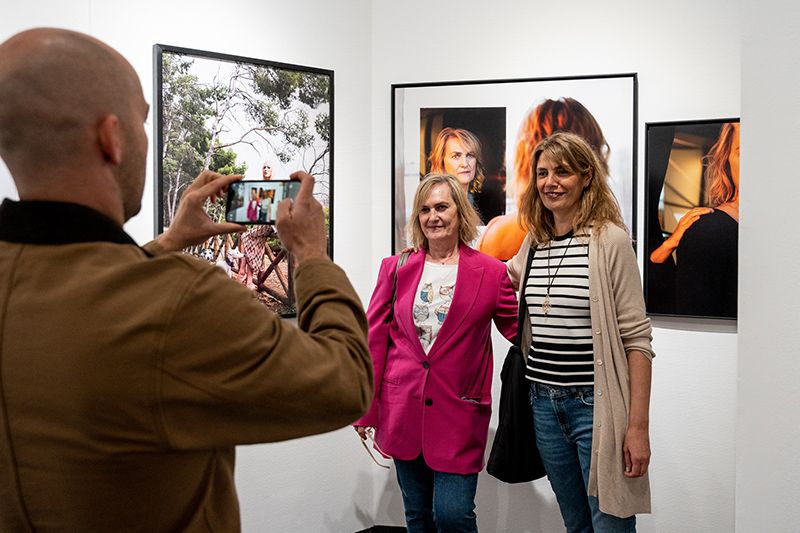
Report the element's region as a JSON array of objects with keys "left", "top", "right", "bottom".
[
  {"left": 0, "top": 200, "right": 372, "bottom": 532},
  {"left": 507, "top": 224, "right": 654, "bottom": 517}
]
